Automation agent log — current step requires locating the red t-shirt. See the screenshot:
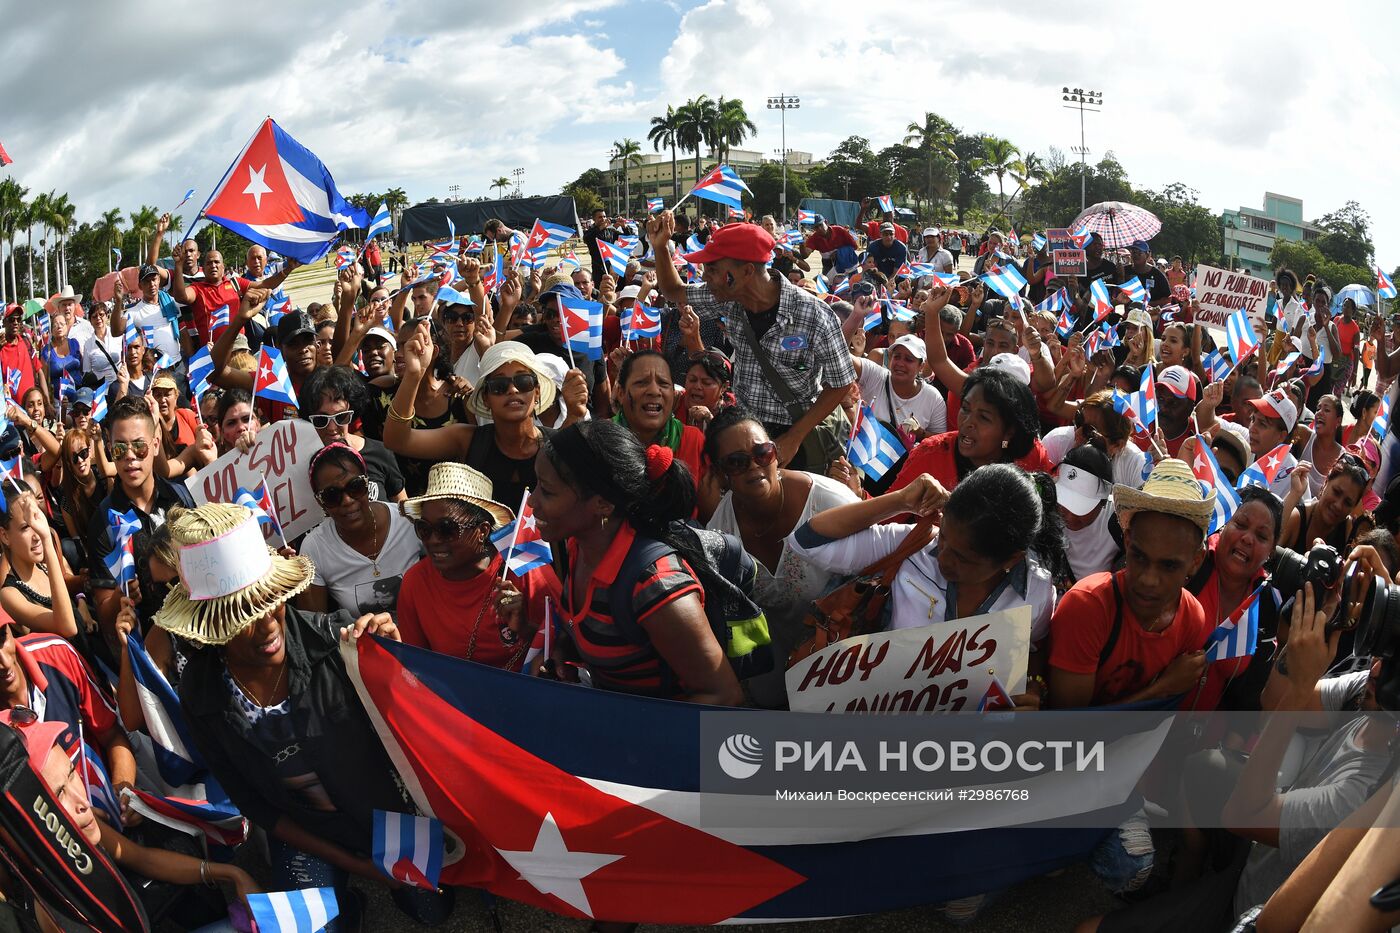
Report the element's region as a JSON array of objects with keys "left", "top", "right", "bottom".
[
  {"left": 1335, "top": 316, "right": 1361, "bottom": 357},
  {"left": 803, "top": 226, "right": 857, "bottom": 255},
  {"left": 1049, "top": 571, "right": 1212, "bottom": 706},
  {"left": 397, "top": 553, "right": 561, "bottom": 669},
  {"left": 865, "top": 221, "right": 909, "bottom": 243},
  {"left": 188, "top": 277, "right": 251, "bottom": 344},
  {"left": 886, "top": 430, "right": 1053, "bottom": 494},
  {"left": 0, "top": 339, "right": 36, "bottom": 399}
]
